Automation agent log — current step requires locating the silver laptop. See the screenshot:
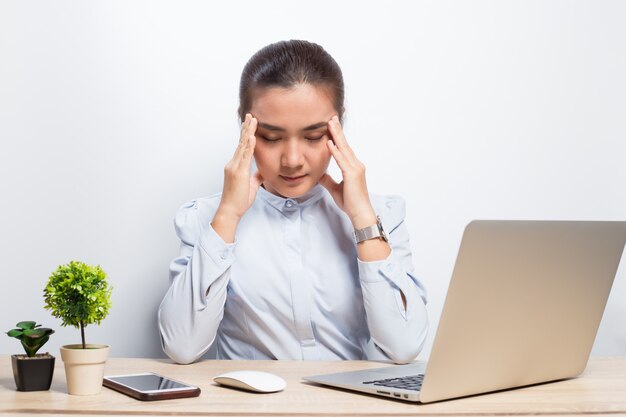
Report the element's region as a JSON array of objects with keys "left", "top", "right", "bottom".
[{"left": 304, "top": 220, "right": 626, "bottom": 403}]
